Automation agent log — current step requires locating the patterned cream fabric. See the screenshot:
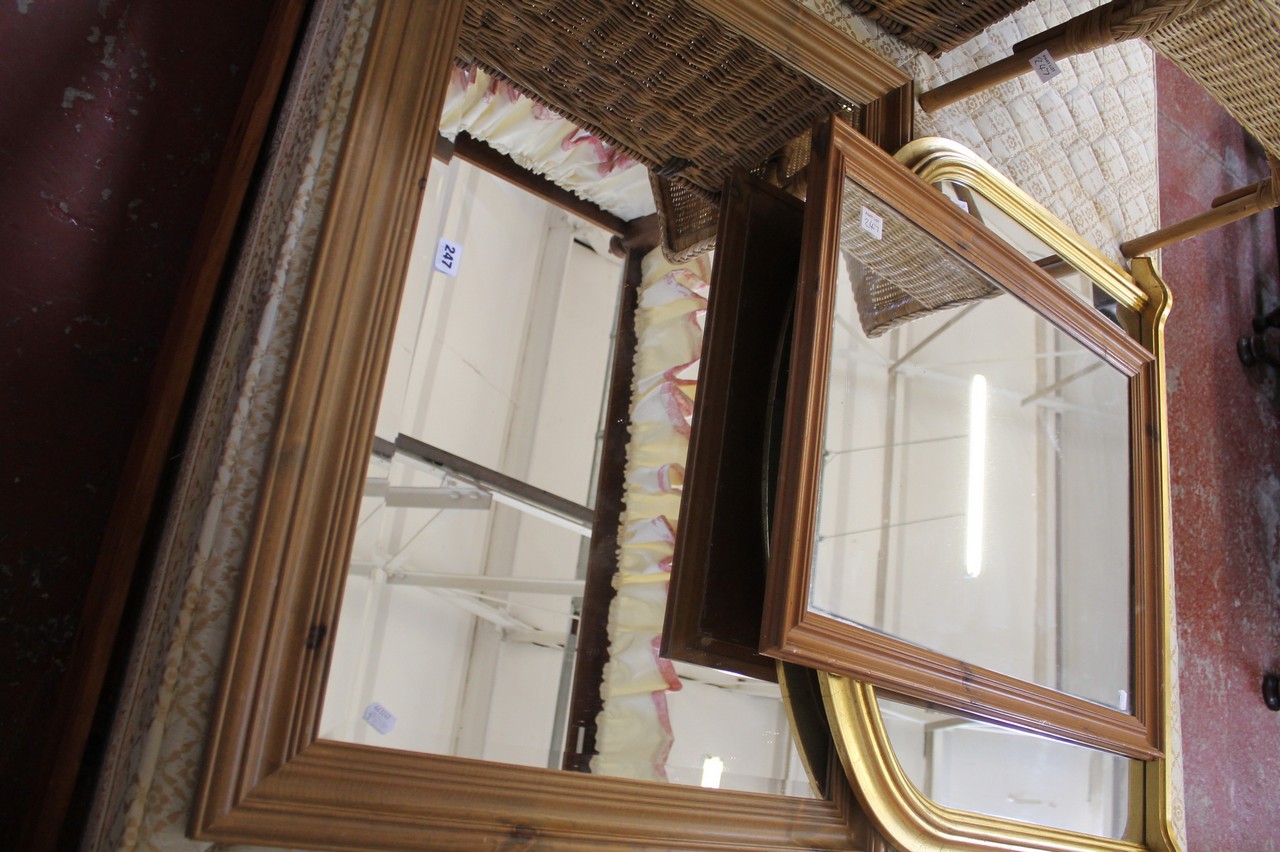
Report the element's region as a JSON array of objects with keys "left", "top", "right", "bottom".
[{"left": 591, "top": 253, "right": 708, "bottom": 782}]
